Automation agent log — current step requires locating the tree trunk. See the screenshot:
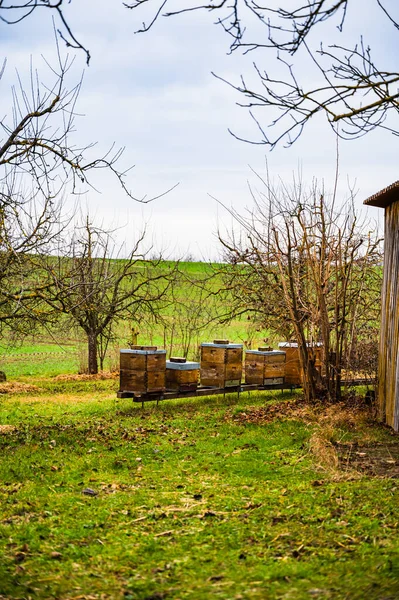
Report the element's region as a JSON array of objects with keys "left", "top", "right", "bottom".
[{"left": 87, "top": 331, "right": 98, "bottom": 375}]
